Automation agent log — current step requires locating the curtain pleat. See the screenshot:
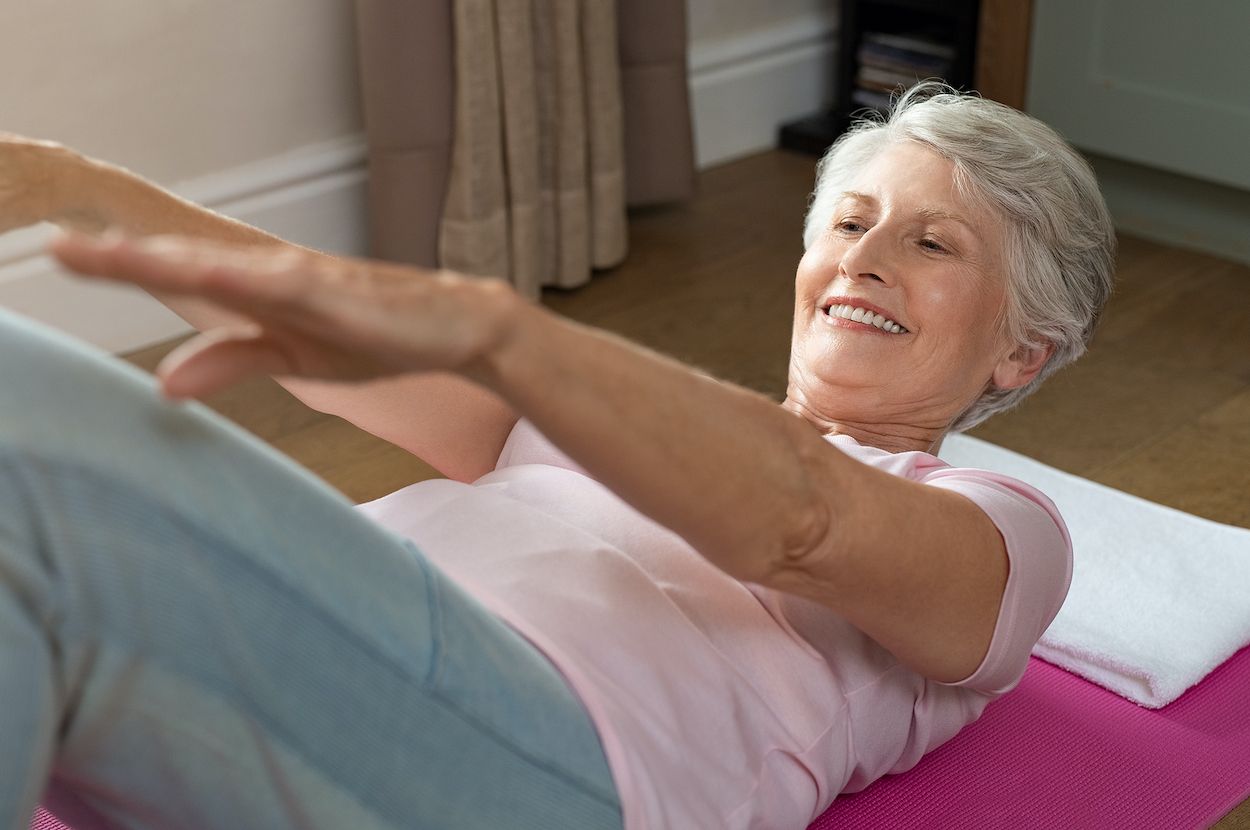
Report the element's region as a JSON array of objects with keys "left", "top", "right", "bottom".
[
  {"left": 439, "top": 0, "right": 628, "bottom": 299},
  {"left": 495, "top": 2, "right": 541, "bottom": 294},
  {"left": 582, "top": 0, "right": 628, "bottom": 271}
]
